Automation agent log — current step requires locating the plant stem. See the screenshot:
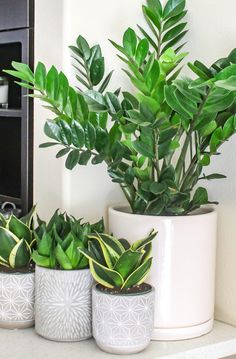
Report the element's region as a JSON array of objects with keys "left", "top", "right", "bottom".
[
  {"left": 175, "top": 88, "right": 212, "bottom": 185},
  {"left": 157, "top": 26, "right": 163, "bottom": 59}
]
